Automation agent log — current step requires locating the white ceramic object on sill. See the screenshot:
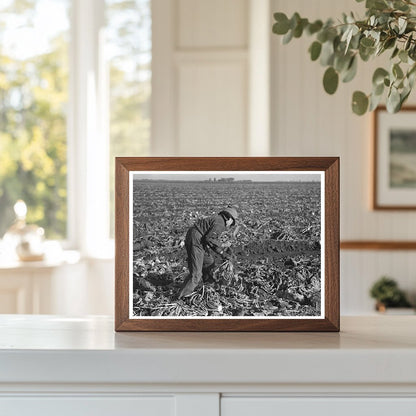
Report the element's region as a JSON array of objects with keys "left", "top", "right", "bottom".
[{"left": 2, "top": 200, "right": 45, "bottom": 262}]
